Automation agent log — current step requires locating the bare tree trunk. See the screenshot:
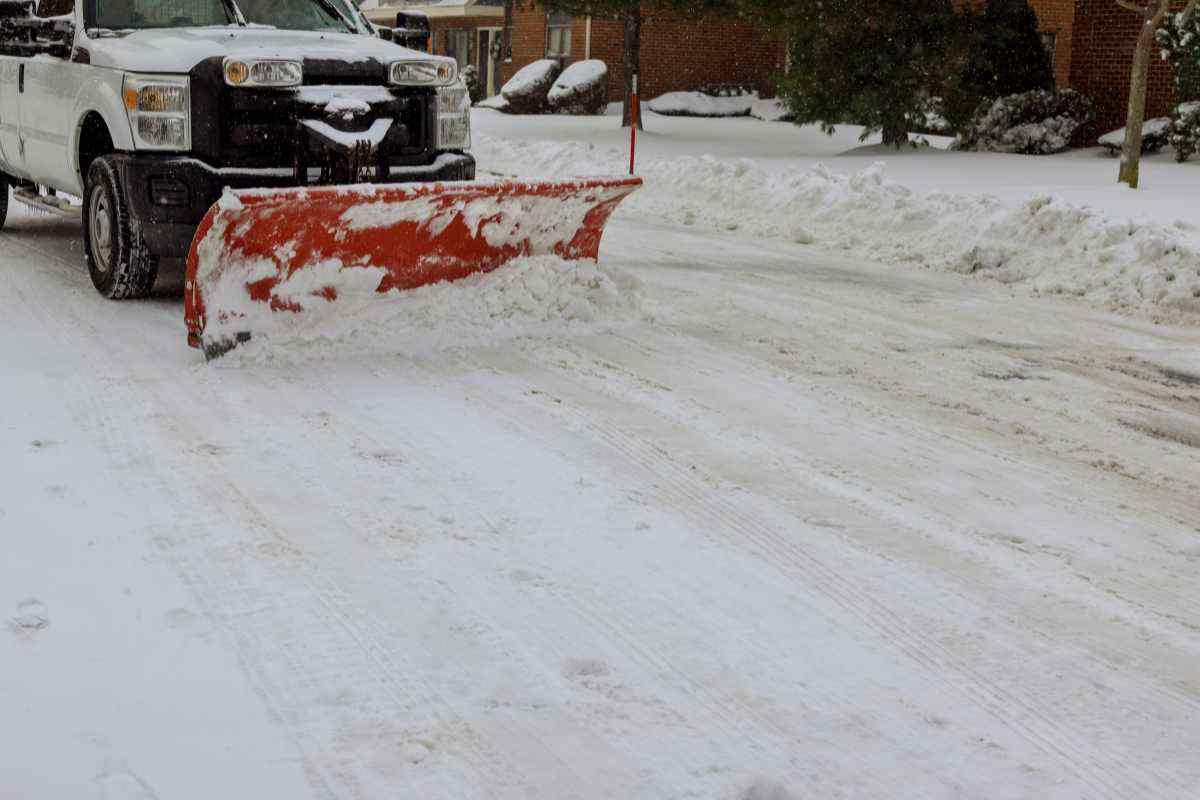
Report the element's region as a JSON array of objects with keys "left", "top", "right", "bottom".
[
  {"left": 621, "top": 6, "right": 643, "bottom": 130},
  {"left": 1118, "top": 0, "right": 1170, "bottom": 188}
]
